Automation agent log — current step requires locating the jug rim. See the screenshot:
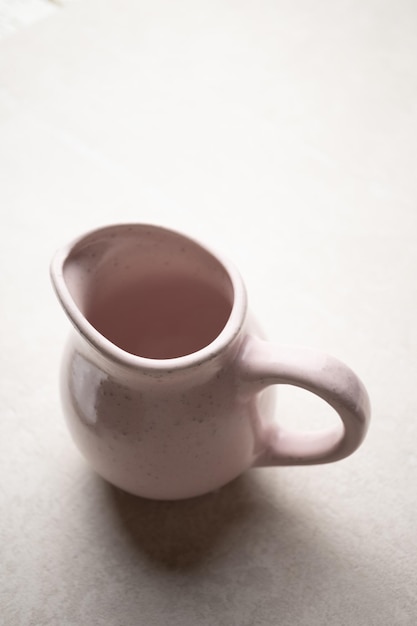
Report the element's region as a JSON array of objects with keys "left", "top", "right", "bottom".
[{"left": 50, "top": 223, "right": 248, "bottom": 372}]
